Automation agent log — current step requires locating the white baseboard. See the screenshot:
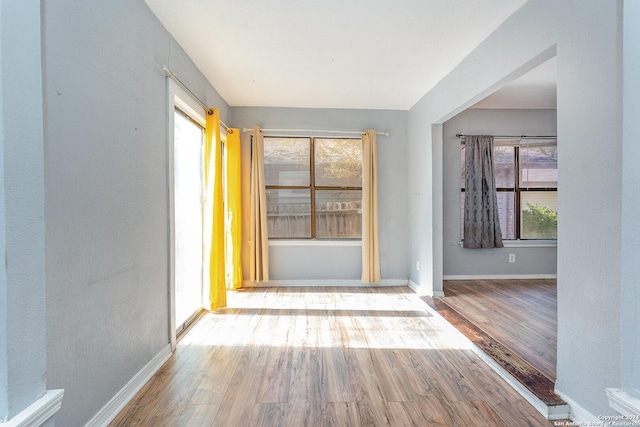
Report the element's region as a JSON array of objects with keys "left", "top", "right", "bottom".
[
  {"left": 419, "top": 298, "right": 568, "bottom": 419},
  {"left": 443, "top": 274, "right": 557, "bottom": 280},
  {"left": 555, "top": 389, "right": 600, "bottom": 424},
  {"left": 242, "top": 279, "right": 408, "bottom": 287},
  {"left": 1, "top": 389, "right": 64, "bottom": 427},
  {"left": 469, "top": 348, "right": 569, "bottom": 420},
  {"left": 85, "top": 344, "right": 172, "bottom": 427},
  {"left": 408, "top": 280, "right": 445, "bottom": 297},
  {"left": 418, "top": 299, "right": 568, "bottom": 419},
  {"left": 606, "top": 388, "right": 640, "bottom": 424}
]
